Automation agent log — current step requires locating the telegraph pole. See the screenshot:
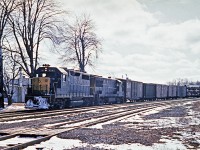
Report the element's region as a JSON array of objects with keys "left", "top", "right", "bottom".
[{"left": 0, "top": 45, "right": 4, "bottom": 108}]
